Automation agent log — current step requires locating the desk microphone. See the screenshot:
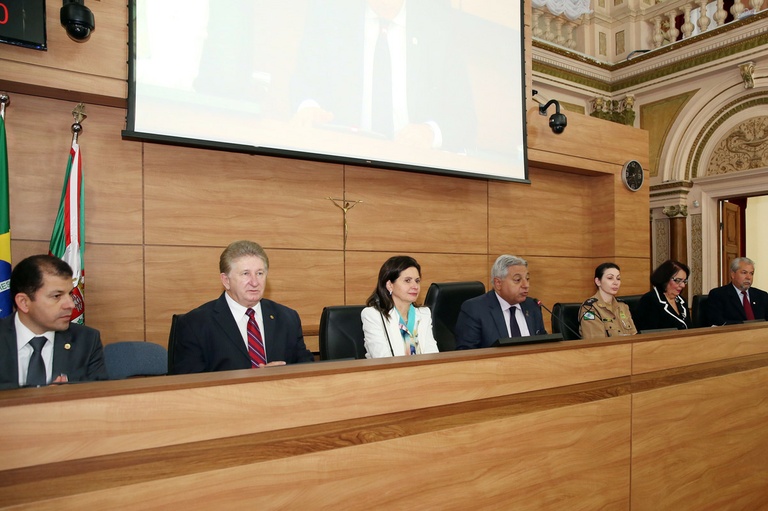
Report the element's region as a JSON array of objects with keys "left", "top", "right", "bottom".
[{"left": 536, "top": 300, "right": 581, "bottom": 340}]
